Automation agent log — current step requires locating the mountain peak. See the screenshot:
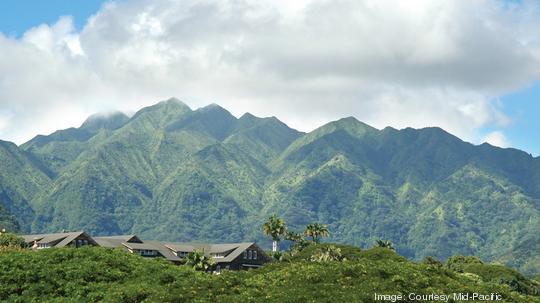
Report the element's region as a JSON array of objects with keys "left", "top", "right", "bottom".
[
  {"left": 333, "top": 116, "right": 375, "bottom": 128},
  {"left": 198, "top": 103, "right": 231, "bottom": 114},
  {"left": 317, "top": 116, "right": 378, "bottom": 137},
  {"left": 239, "top": 112, "right": 257, "bottom": 120},
  {"left": 80, "top": 112, "right": 130, "bottom": 131},
  {"left": 130, "top": 98, "right": 192, "bottom": 123},
  {"left": 156, "top": 97, "right": 191, "bottom": 110}
]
